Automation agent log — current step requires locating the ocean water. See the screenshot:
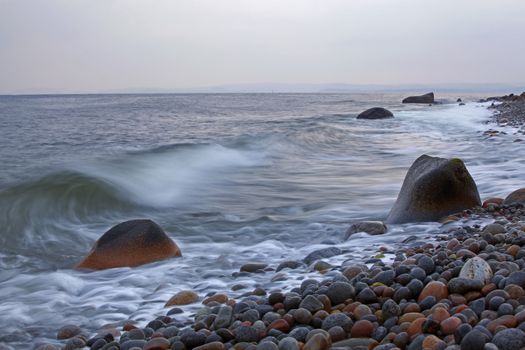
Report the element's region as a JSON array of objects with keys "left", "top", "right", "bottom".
[{"left": 0, "top": 93, "right": 523, "bottom": 348}]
